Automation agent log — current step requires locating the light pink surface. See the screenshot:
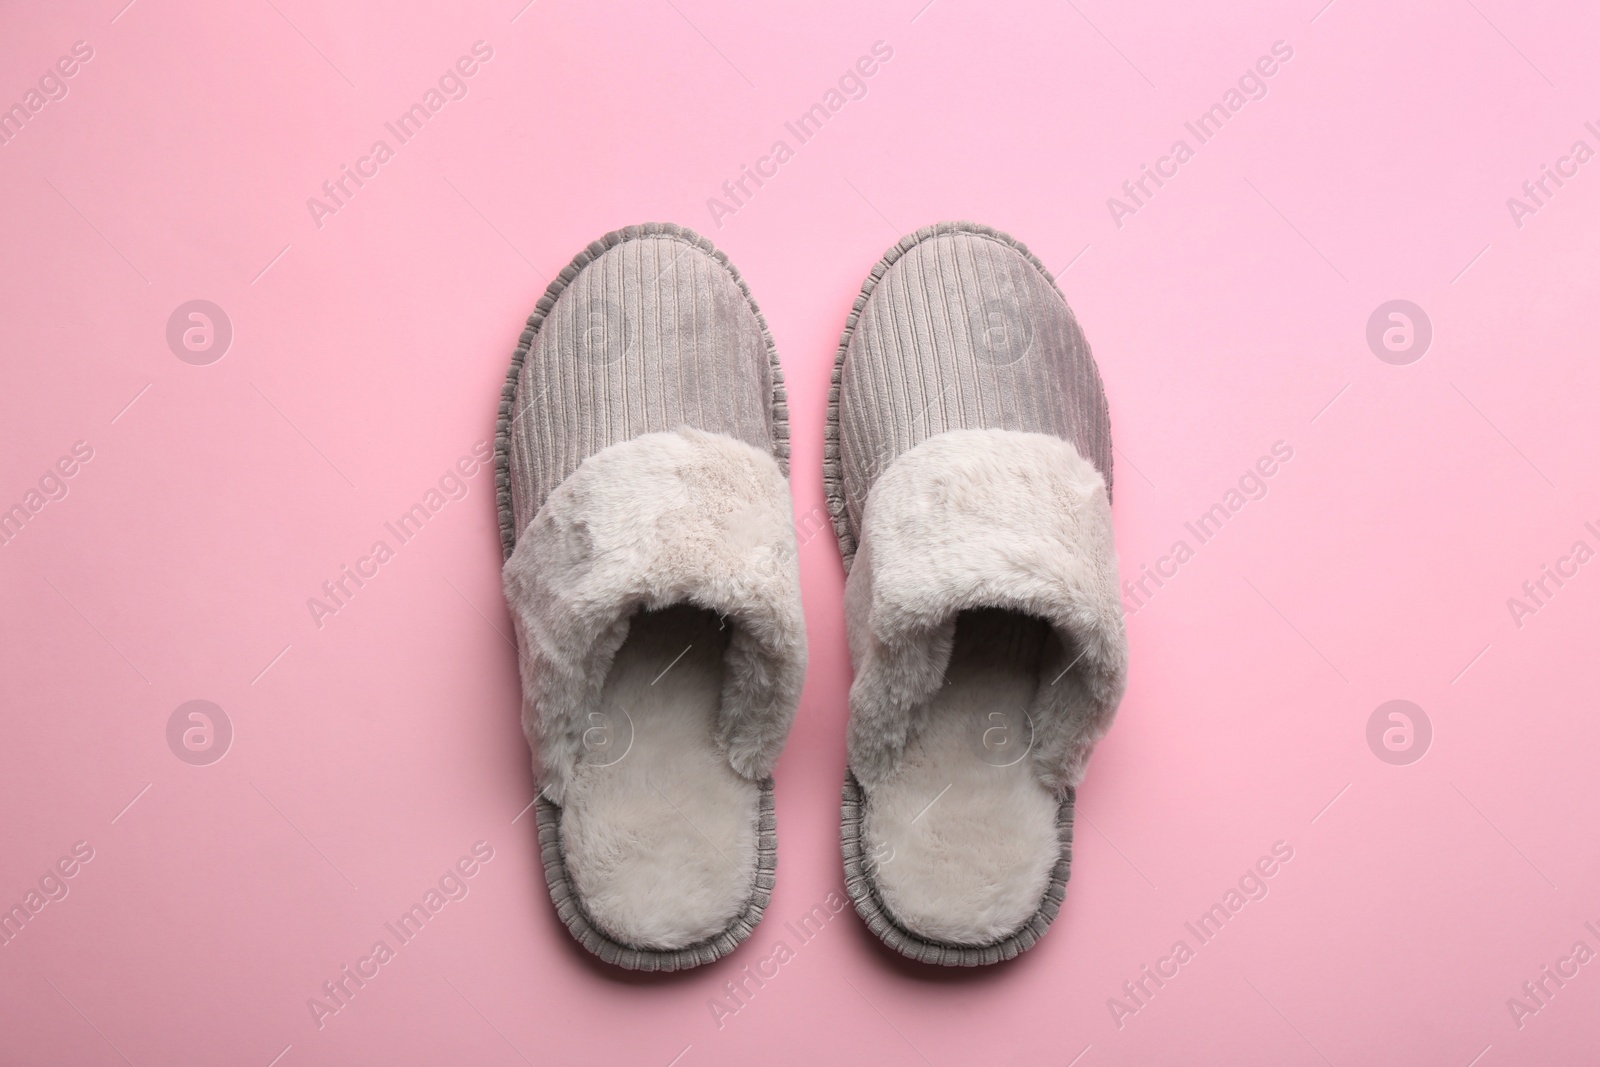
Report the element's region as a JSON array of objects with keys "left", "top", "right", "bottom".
[{"left": 3, "top": 1, "right": 1598, "bottom": 1063}]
